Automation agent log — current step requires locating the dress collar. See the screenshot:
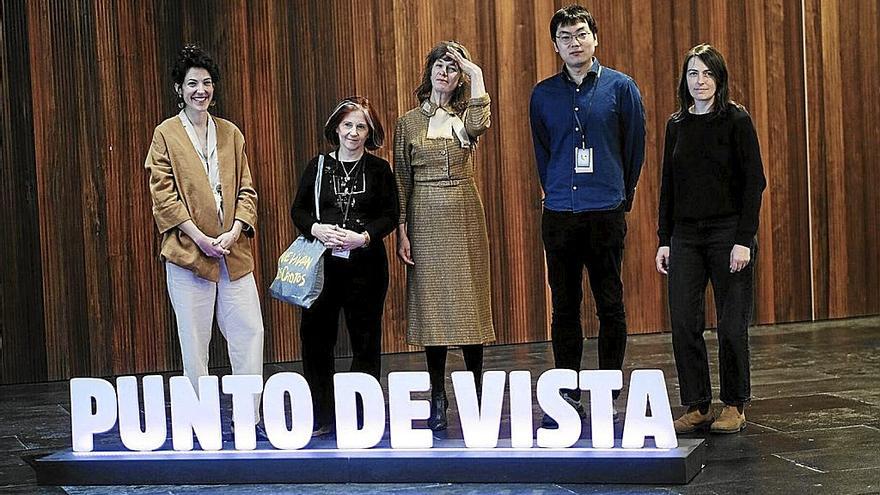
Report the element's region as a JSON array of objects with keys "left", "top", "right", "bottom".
[
  {"left": 419, "top": 99, "right": 457, "bottom": 117},
  {"left": 177, "top": 110, "right": 217, "bottom": 160},
  {"left": 560, "top": 57, "right": 601, "bottom": 84}
]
